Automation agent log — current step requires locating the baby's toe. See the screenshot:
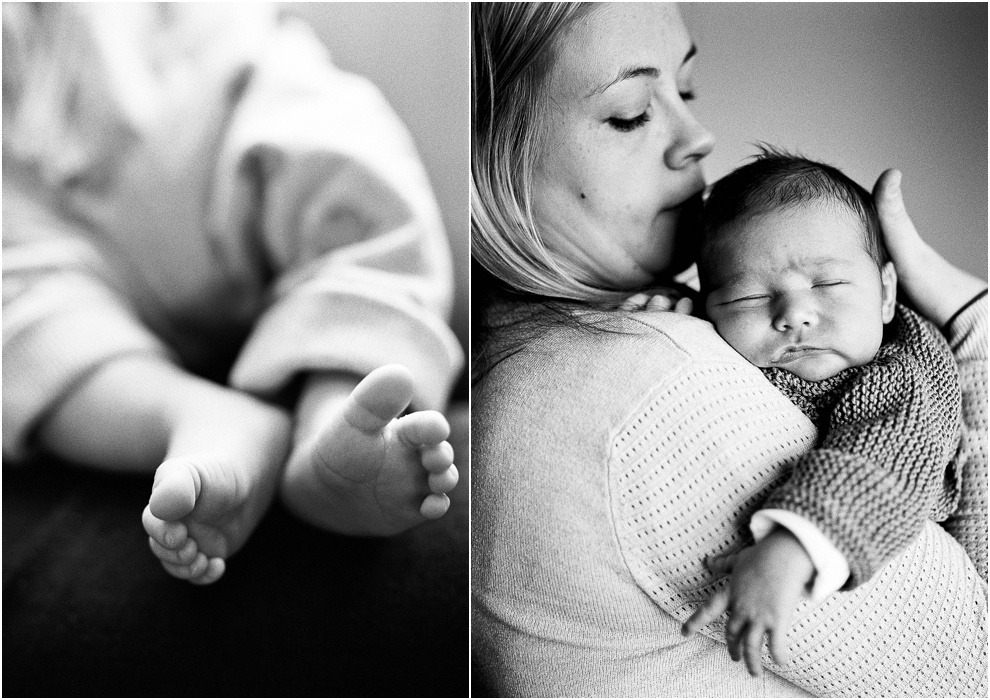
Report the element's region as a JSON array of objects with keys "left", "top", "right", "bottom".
[
  {"left": 396, "top": 411, "right": 450, "bottom": 447},
  {"left": 148, "top": 536, "right": 199, "bottom": 565},
  {"left": 344, "top": 365, "right": 415, "bottom": 433},
  {"left": 190, "top": 557, "right": 225, "bottom": 586},
  {"left": 428, "top": 464, "right": 458, "bottom": 494},
  {"left": 142, "top": 505, "right": 188, "bottom": 549},
  {"left": 161, "top": 552, "right": 209, "bottom": 581},
  {"left": 149, "top": 459, "right": 200, "bottom": 521},
  {"left": 421, "top": 441, "right": 455, "bottom": 472},
  {"left": 420, "top": 493, "right": 450, "bottom": 520}
]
